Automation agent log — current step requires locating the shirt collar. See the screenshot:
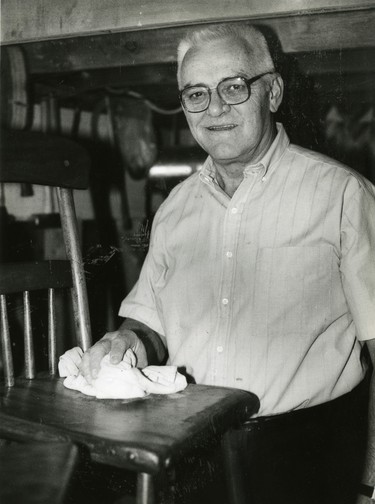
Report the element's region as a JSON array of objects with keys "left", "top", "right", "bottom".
[{"left": 199, "top": 123, "right": 290, "bottom": 183}]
